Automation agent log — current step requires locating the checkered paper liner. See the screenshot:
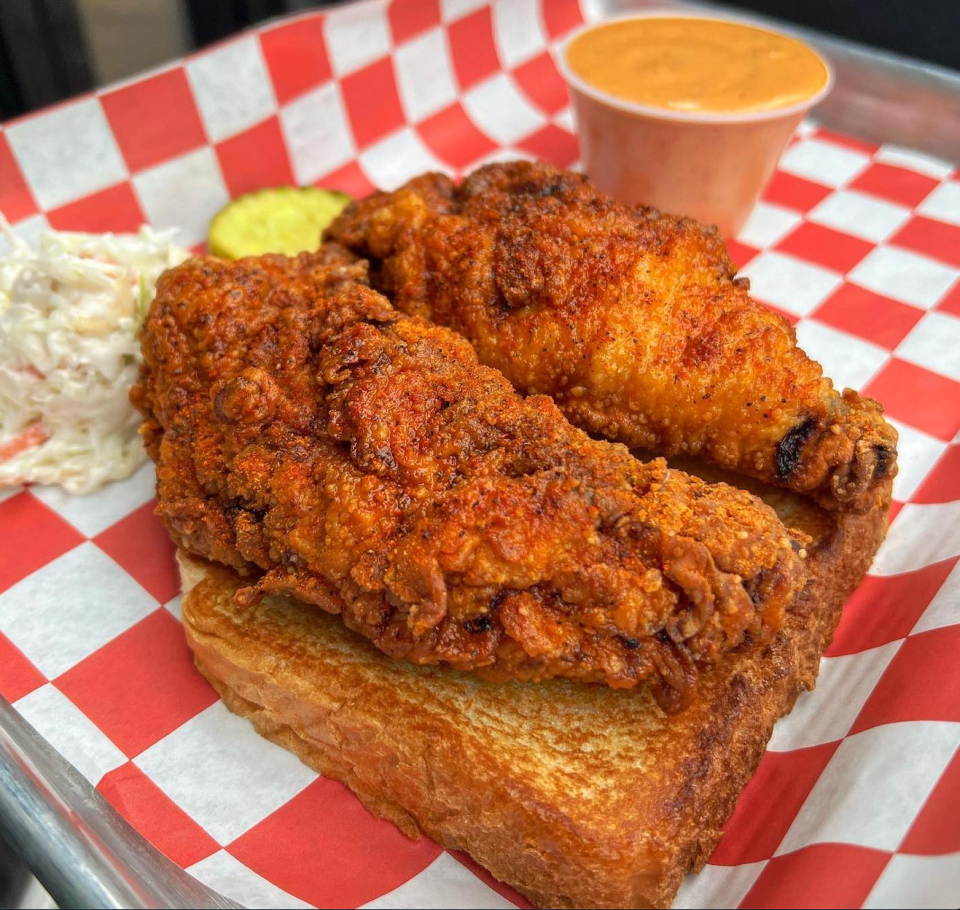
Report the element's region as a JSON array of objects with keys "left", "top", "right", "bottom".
[{"left": 1, "top": 0, "right": 959, "bottom": 906}]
